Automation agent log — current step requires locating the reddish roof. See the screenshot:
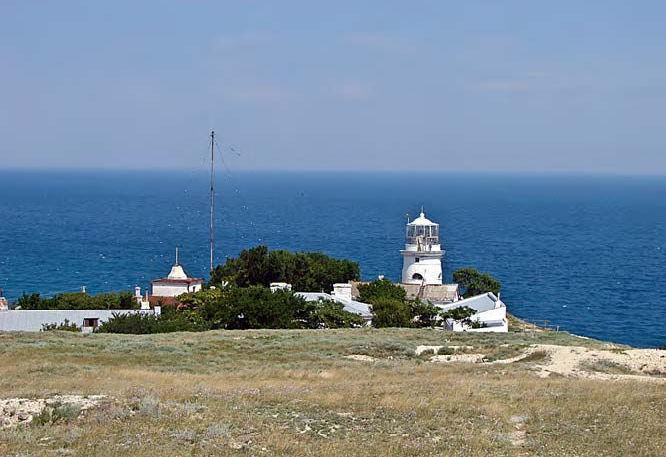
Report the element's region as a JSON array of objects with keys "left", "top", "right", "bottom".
[
  {"left": 151, "top": 277, "right": 203, "bottom": 284},
  {"left": 147, "top": 296, "right": 180, "bottom": 307}
]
